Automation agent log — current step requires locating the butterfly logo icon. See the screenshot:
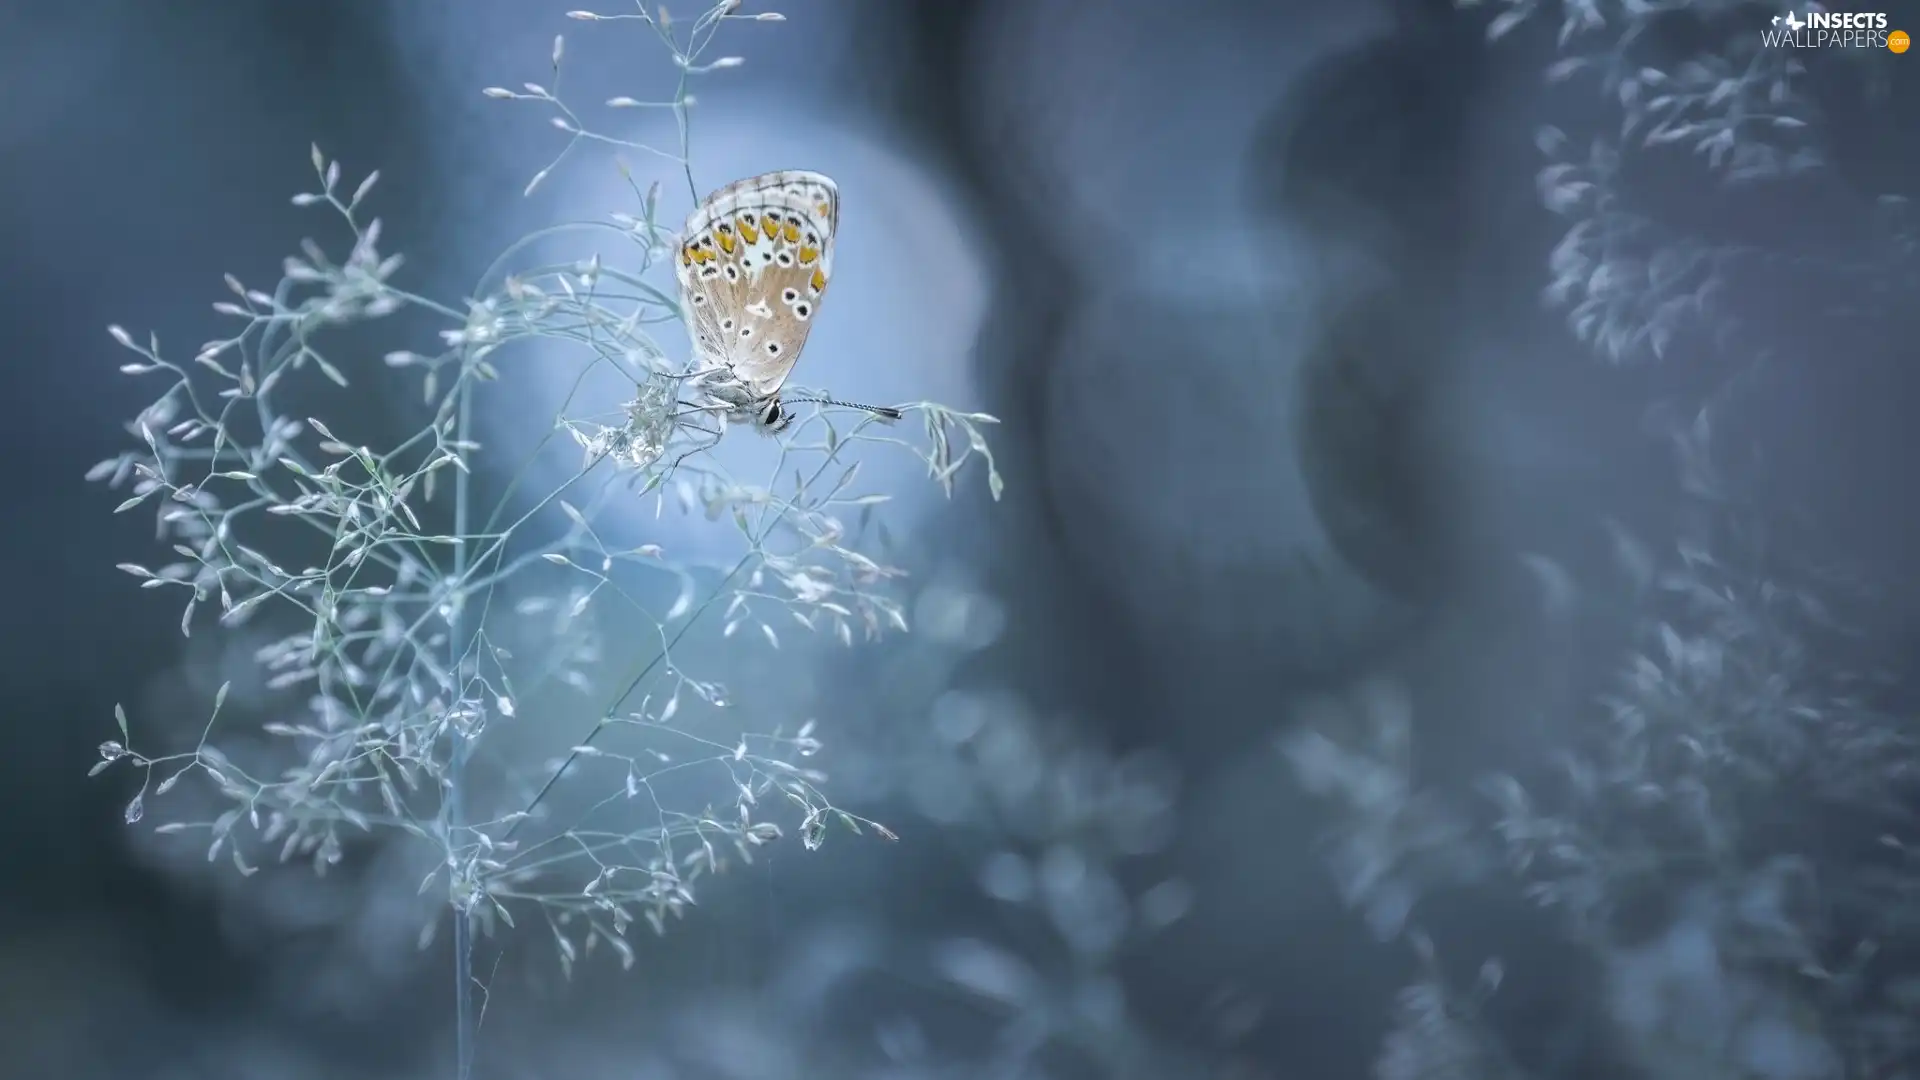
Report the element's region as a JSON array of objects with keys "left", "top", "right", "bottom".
[
  {"left": 673, "top": 170, "right": 900, "bottom": 435},
  {"left": 1771, "top": 10, "right": 1806, "bottom": 29}
]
